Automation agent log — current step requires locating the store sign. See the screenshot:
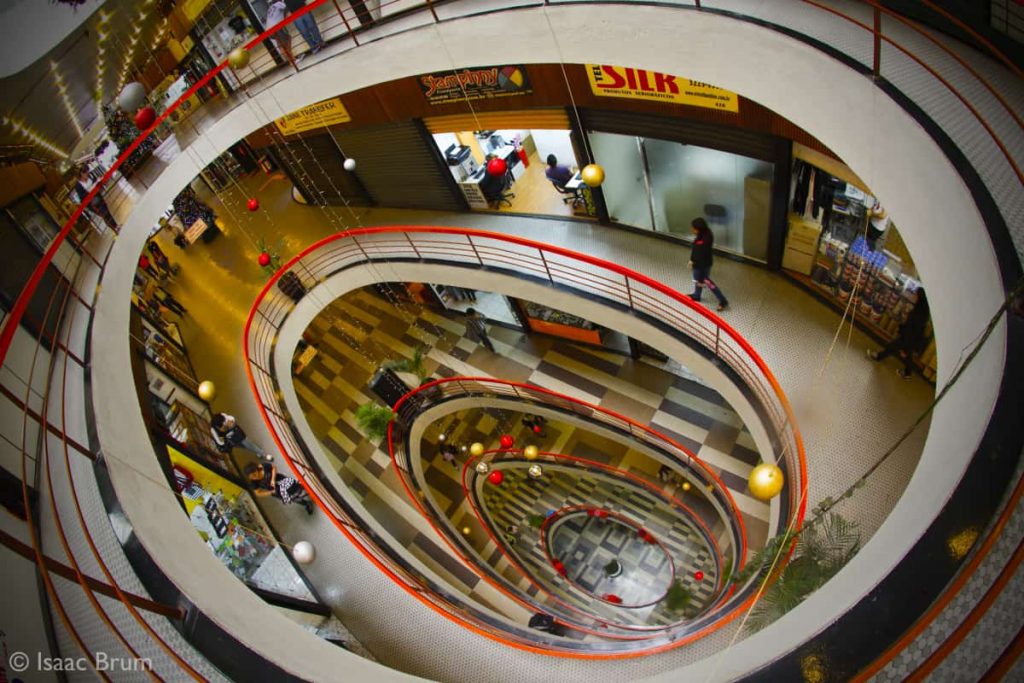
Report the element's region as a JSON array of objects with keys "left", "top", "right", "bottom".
[
  {"left": 419, "top": 65, "right": 532, "bottom": 105},
  {"left": 585, "top": 64, "right": 739, "bottom": 113},
  {"left": 274, "top": 97, "right": 352, "bottom": 135}
]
